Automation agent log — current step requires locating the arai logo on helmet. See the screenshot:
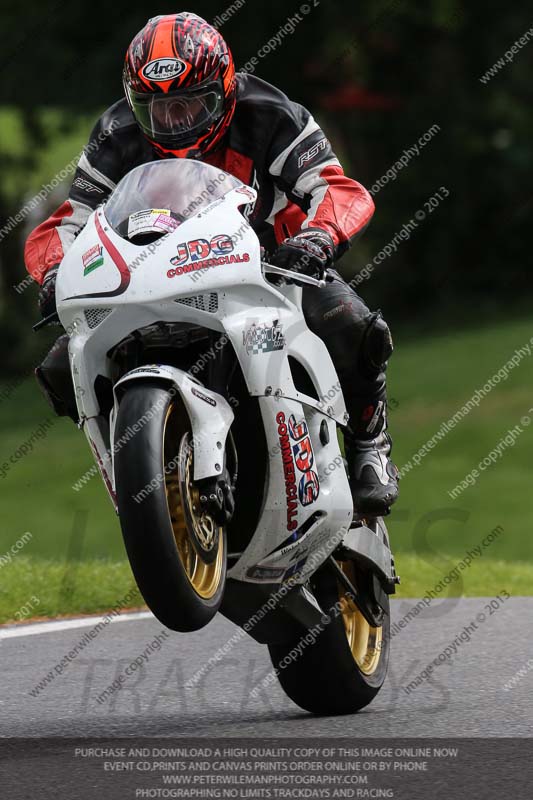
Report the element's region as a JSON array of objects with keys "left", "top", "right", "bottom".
[{"left": 142, "top": 58, "right": 187, "bottom": 82}]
